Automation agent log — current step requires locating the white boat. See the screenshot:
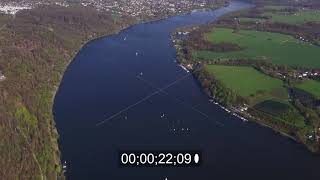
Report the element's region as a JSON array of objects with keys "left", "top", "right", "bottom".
[
  {"left": 241, "top": 117, "right": 248, "bottom": 122},
  {"left": 178, "top": 64, "right": 189, "bottom": 73},
  {"left": 62, "top": 161, "right": 67, "bottom": 169},
  {"left": 136, "top": 52, "right": 138, "bottom": 56}
]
